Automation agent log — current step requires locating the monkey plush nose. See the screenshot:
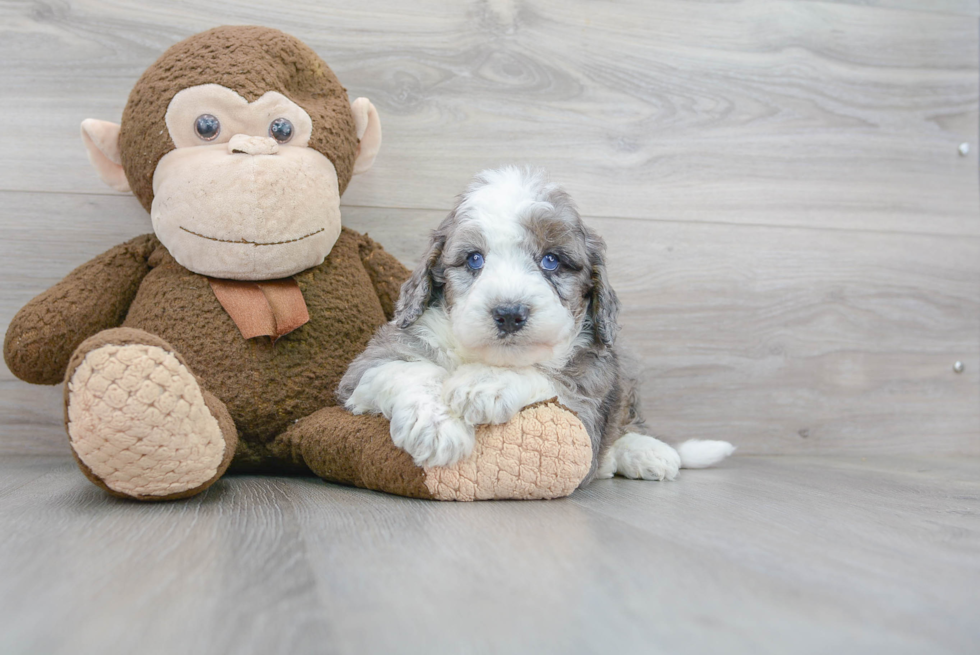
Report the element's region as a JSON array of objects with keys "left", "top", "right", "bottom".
[
  {"left": 492, "top": 304, "right": 530, "bottom": 335},
  {"left": 228, "top": 134, "right": 279, "bottom": 156}
]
